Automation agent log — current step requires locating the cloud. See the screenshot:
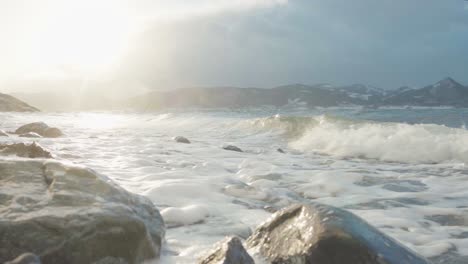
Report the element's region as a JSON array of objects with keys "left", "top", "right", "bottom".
[
  {"left": 114, "top": 0, "right": 468, "bottom": 89},
  {"left": 2, "top": 0, "right": 468, "bottom": 92}
]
